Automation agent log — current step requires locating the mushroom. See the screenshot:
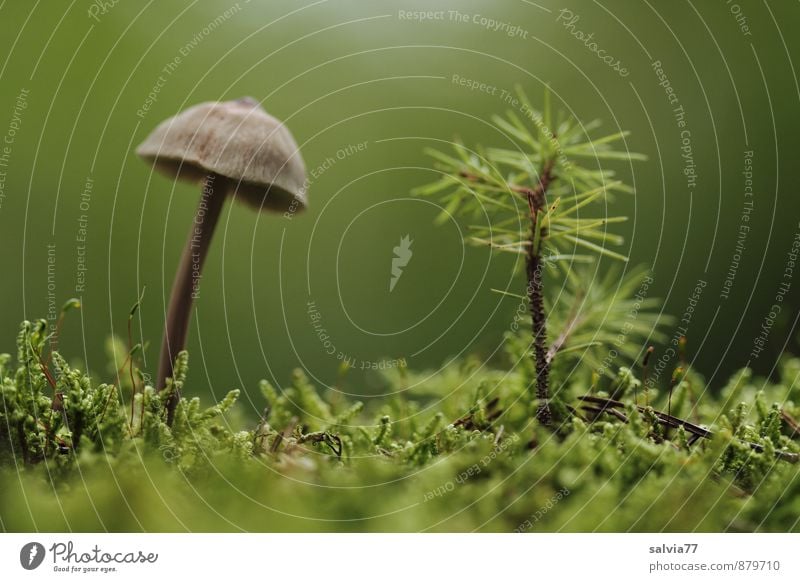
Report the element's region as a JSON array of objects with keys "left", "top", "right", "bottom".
[{"left": 137, "top": 97, "right": 307, "bottom": 425}]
